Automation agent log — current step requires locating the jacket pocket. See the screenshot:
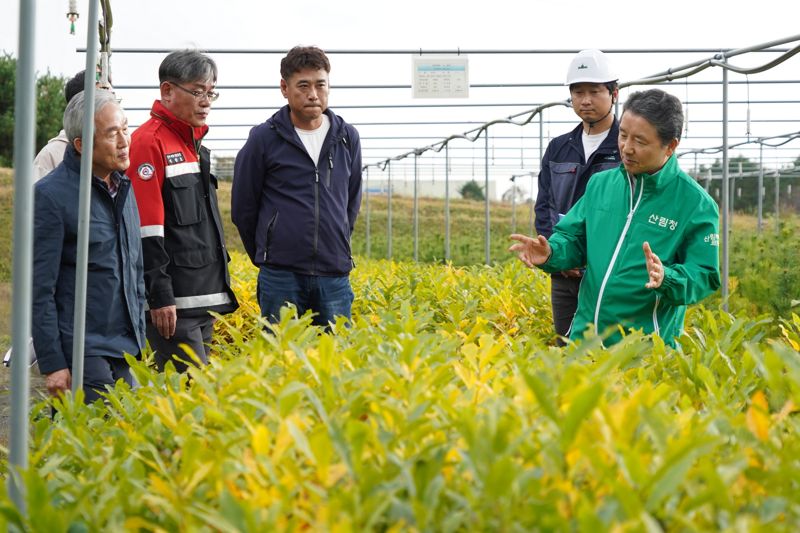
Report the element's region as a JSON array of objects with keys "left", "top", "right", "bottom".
[
  {"left": 172, "top": 248, "right": 217, "bottom": 268},
  {"left": 264, "top": 211, "right": 279, "bottom": 261},
  {"left": 548, "top": 162, "right": 580, "bottom": 215},
  {"left": 167, "top": 174, "right": 205, "bottom": 226}
]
